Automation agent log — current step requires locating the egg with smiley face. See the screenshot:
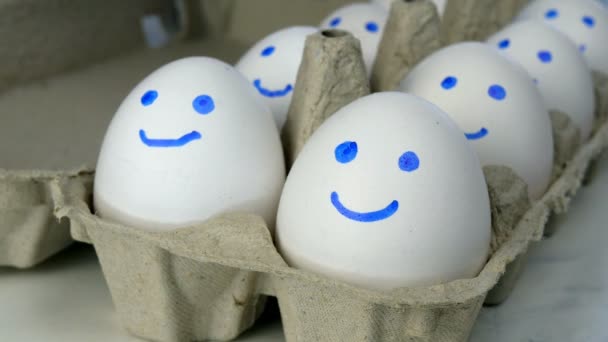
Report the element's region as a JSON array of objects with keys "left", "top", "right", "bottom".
[
  {"left": 400, "top": 42, "right": 554, "bottom": 201},
  {"left": 371, "top": 0, "right": 447, "bottom": 16},
  {"left": 517, "top": 0, "right": 608, "bottom": 75},
  {"left": 235, "top": 26, "right": 318, "bottom": 129},
  {"left": 94, "top": 57, "right": 286, "bottom": 230},
  {"left": 276, "top": 92, "right": 491, "bottom": 290},
  {"left": 487, "top": 20, "right": 596, "bottom": 141},
  {"left": 320, "top": 3, "right": 388, "bottom": 74}
]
